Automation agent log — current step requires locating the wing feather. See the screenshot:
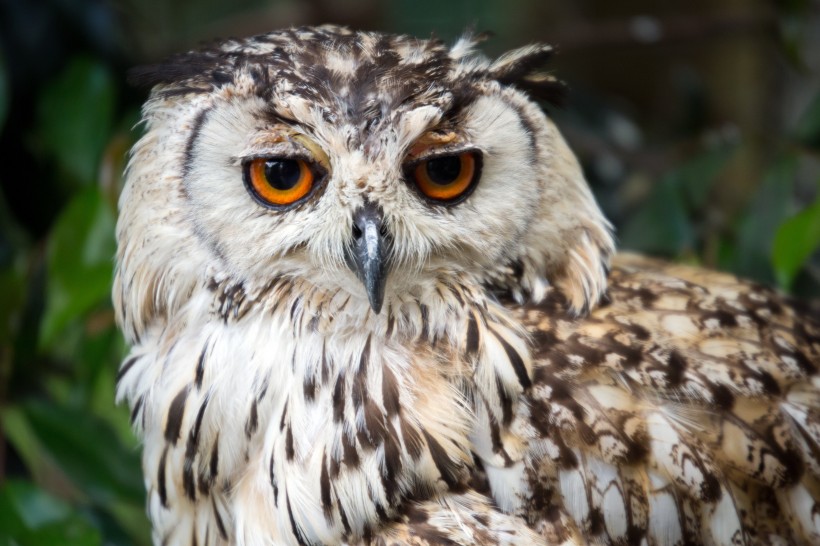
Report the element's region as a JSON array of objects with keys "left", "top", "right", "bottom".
[{"left": 508, "top": 254, "right": 820, "bottom": 545}]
